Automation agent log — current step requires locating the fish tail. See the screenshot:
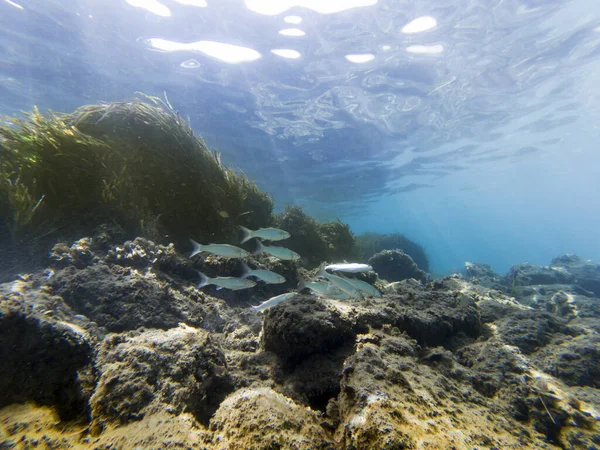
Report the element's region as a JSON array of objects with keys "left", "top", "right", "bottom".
[
  {"left": 196, "top": 271, "right": 211, "bottom": 289},
  {"left": 189, "top": 239, "right": 203, "bottom": 258},
  {"left": 297, "top": 277, "right": 307, "bottom": 292},
  {"left": 316, "top": 264, "right": 328, "bottom": 279},
  {"left": 252, "top": 239, "right": 264, "bottom": 256},
  {"left": 239, "top": 226, "right": 254, "bottom": 244},
  {"left": 240, "top": 261, "right": 252, "bottom": 278}
]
